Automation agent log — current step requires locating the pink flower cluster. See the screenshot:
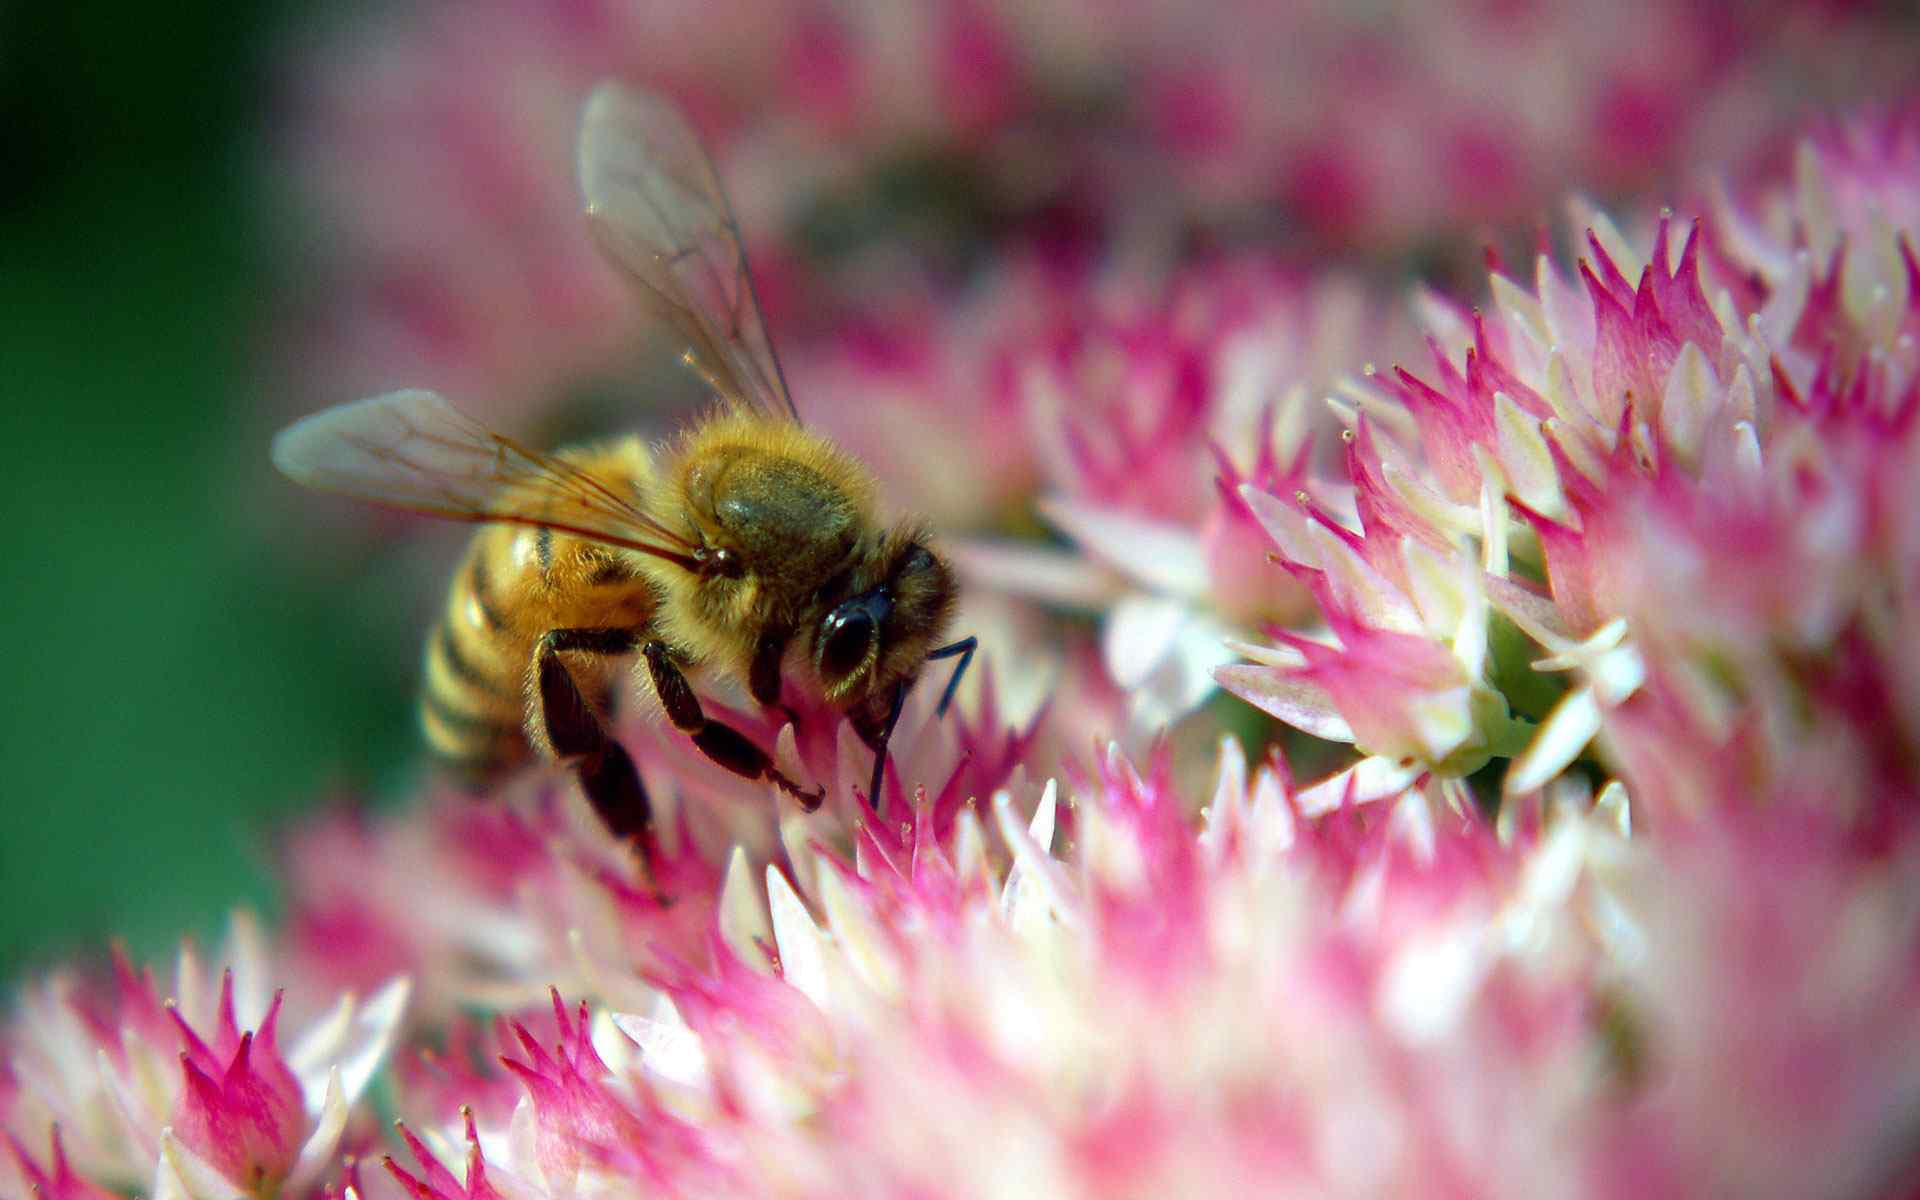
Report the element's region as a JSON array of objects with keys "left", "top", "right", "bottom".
[
  {"left": 2, "top": 918, "right": 406, "bottom": 1200},
  {"left": 10, "top": 15, "right": 1920, "bottom": 1198},
  {"left": 265, "top": 0, "right": 1920, "bottom": 432}
]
